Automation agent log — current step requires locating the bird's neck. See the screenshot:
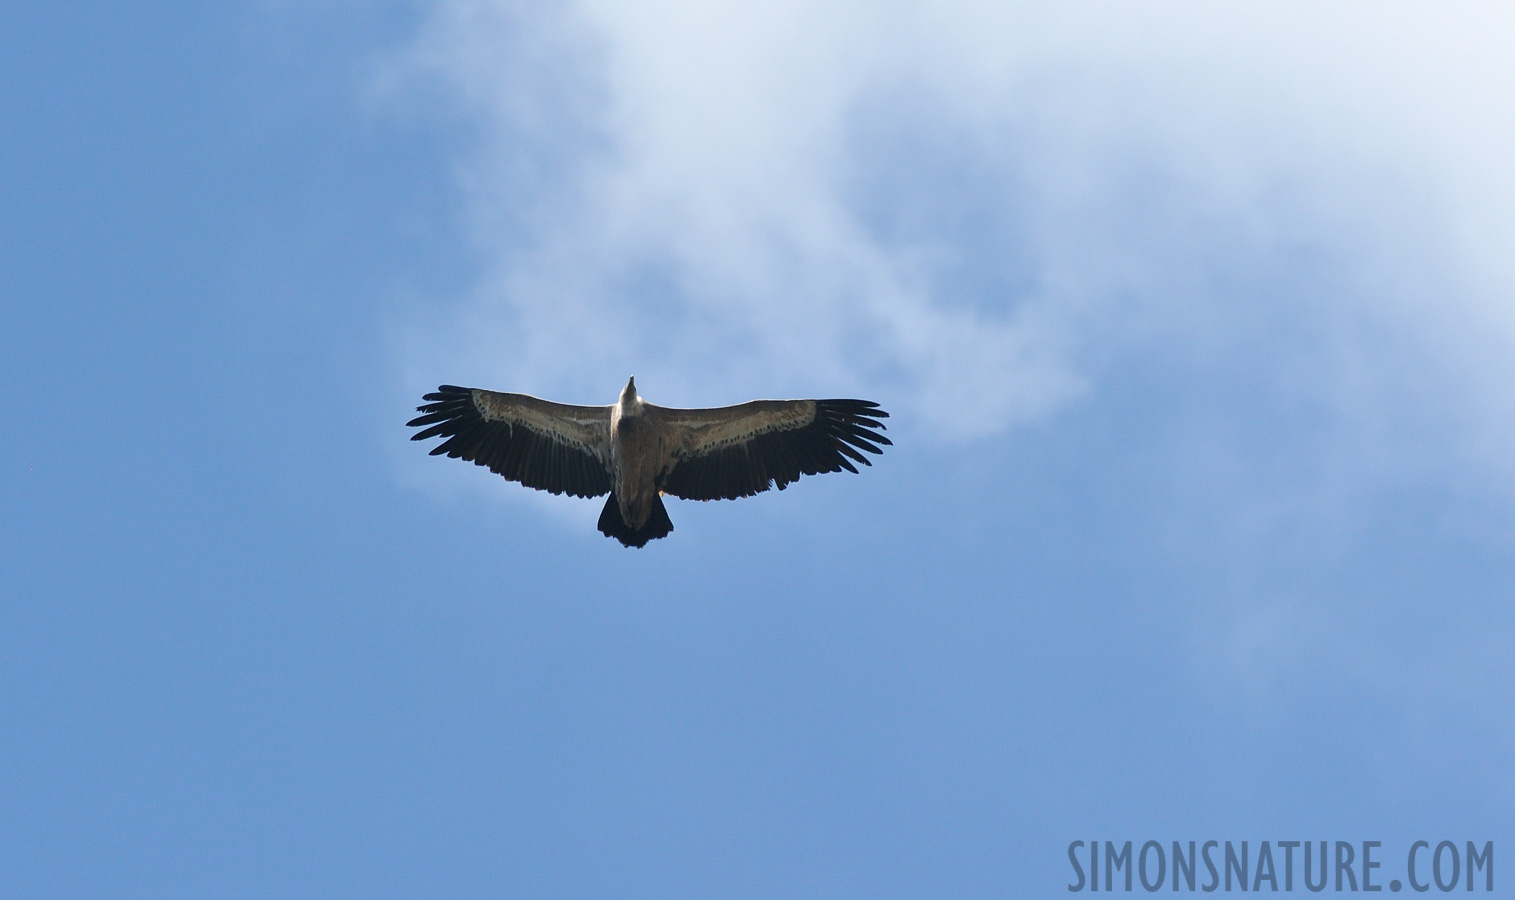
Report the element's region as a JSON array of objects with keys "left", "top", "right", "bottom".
[{"left": 617, "top": 394, "right": 644, "bottom": 418}]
